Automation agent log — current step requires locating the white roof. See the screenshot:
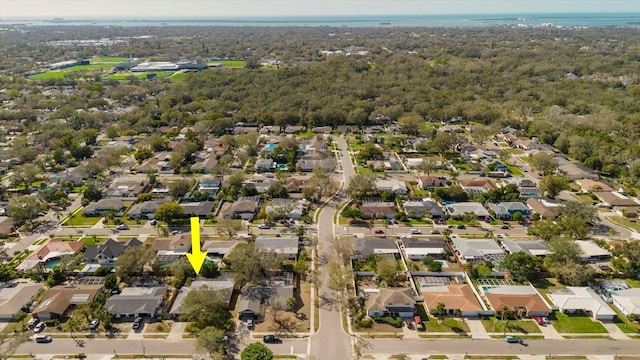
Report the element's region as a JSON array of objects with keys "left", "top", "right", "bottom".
[
  {"left": 576, "top": 240, "right": 611, "bottom": 258},
  {"left": 549, "top": 287, "right": 615, "bottom": 317},
  {"left": 404, "top": 248, "right": 445, "bottom": 256},
  {"left": 612, "top": 288, "right": 640, "bottom": 315}
]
